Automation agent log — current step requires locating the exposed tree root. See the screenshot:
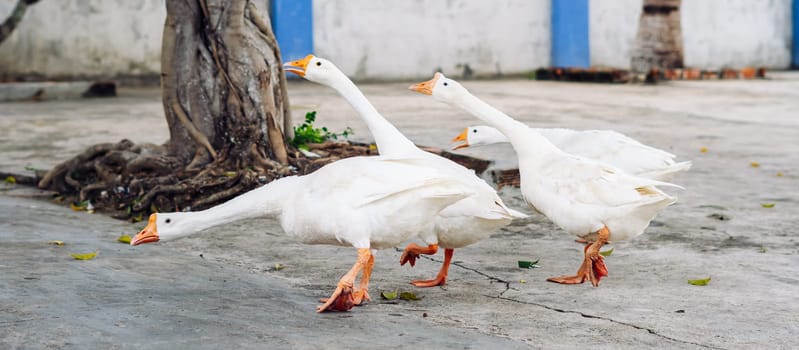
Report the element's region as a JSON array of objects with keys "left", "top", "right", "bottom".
[{"left": 35, "top": 139, "right": 381, "bottom": 221}]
